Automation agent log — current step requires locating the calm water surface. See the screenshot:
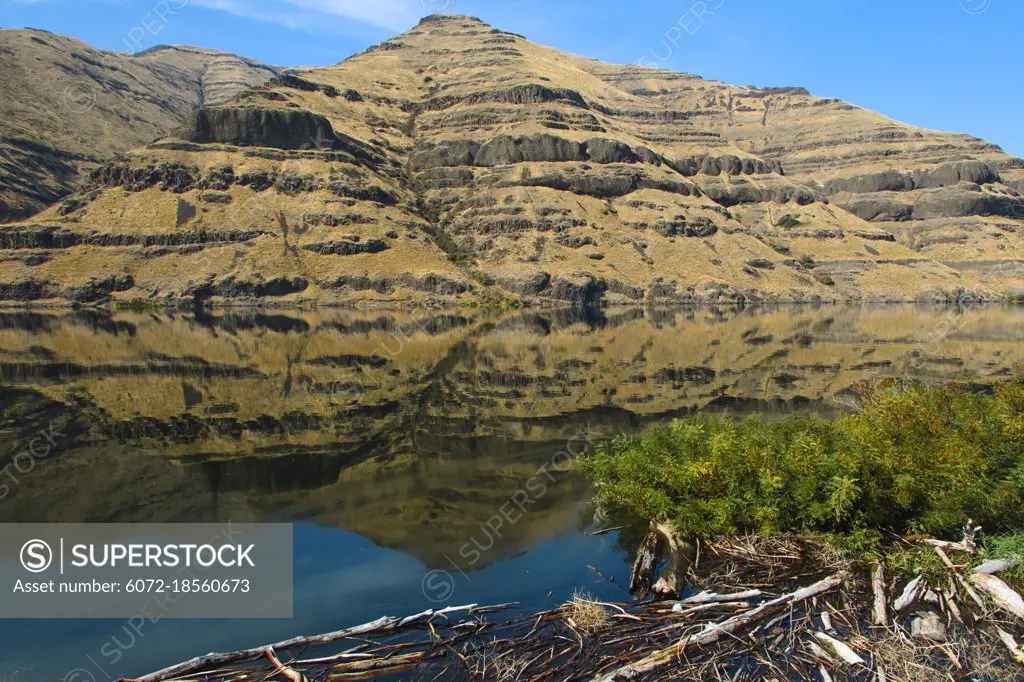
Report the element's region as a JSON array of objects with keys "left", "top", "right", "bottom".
[{"left": 1, "top": 304, "right": 1022, "bottom": 680}]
